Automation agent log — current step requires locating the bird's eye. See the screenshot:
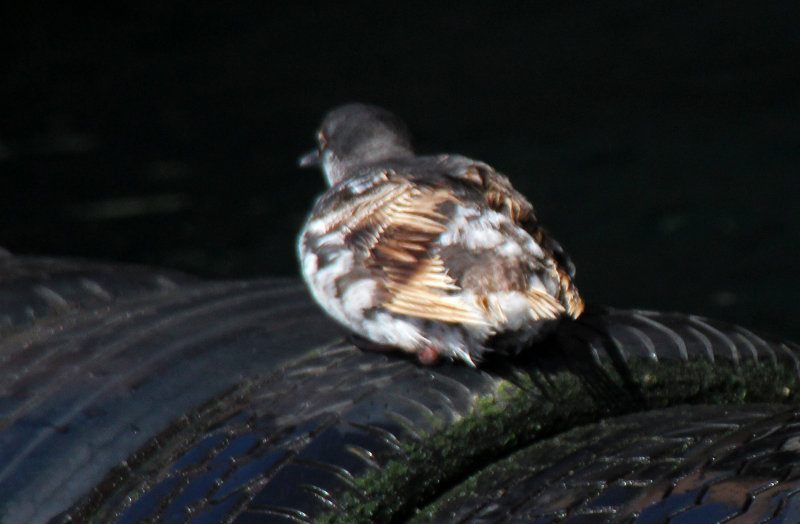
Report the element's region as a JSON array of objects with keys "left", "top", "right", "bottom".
[{"left": 318, "top": 132, "right": 328, "bottom": 149}]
